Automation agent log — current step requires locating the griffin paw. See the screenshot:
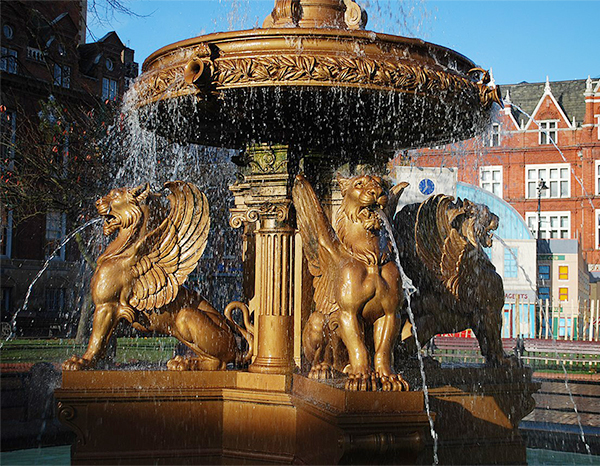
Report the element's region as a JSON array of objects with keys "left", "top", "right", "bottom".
[
  {"left": 378, "top": 373, "right": 410, "bottom": 391},
  {"left": 62, "top": 356, "right": 94, "bottom": 371},
  {"left": 345, "top": 372, "right": 378, "bottom": 391},
  {"left": 308, "top": 363, "right": 335, "bottom": 379},
  {"left": 167, "top": 355, "right": 224, "bottom": 371}
]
